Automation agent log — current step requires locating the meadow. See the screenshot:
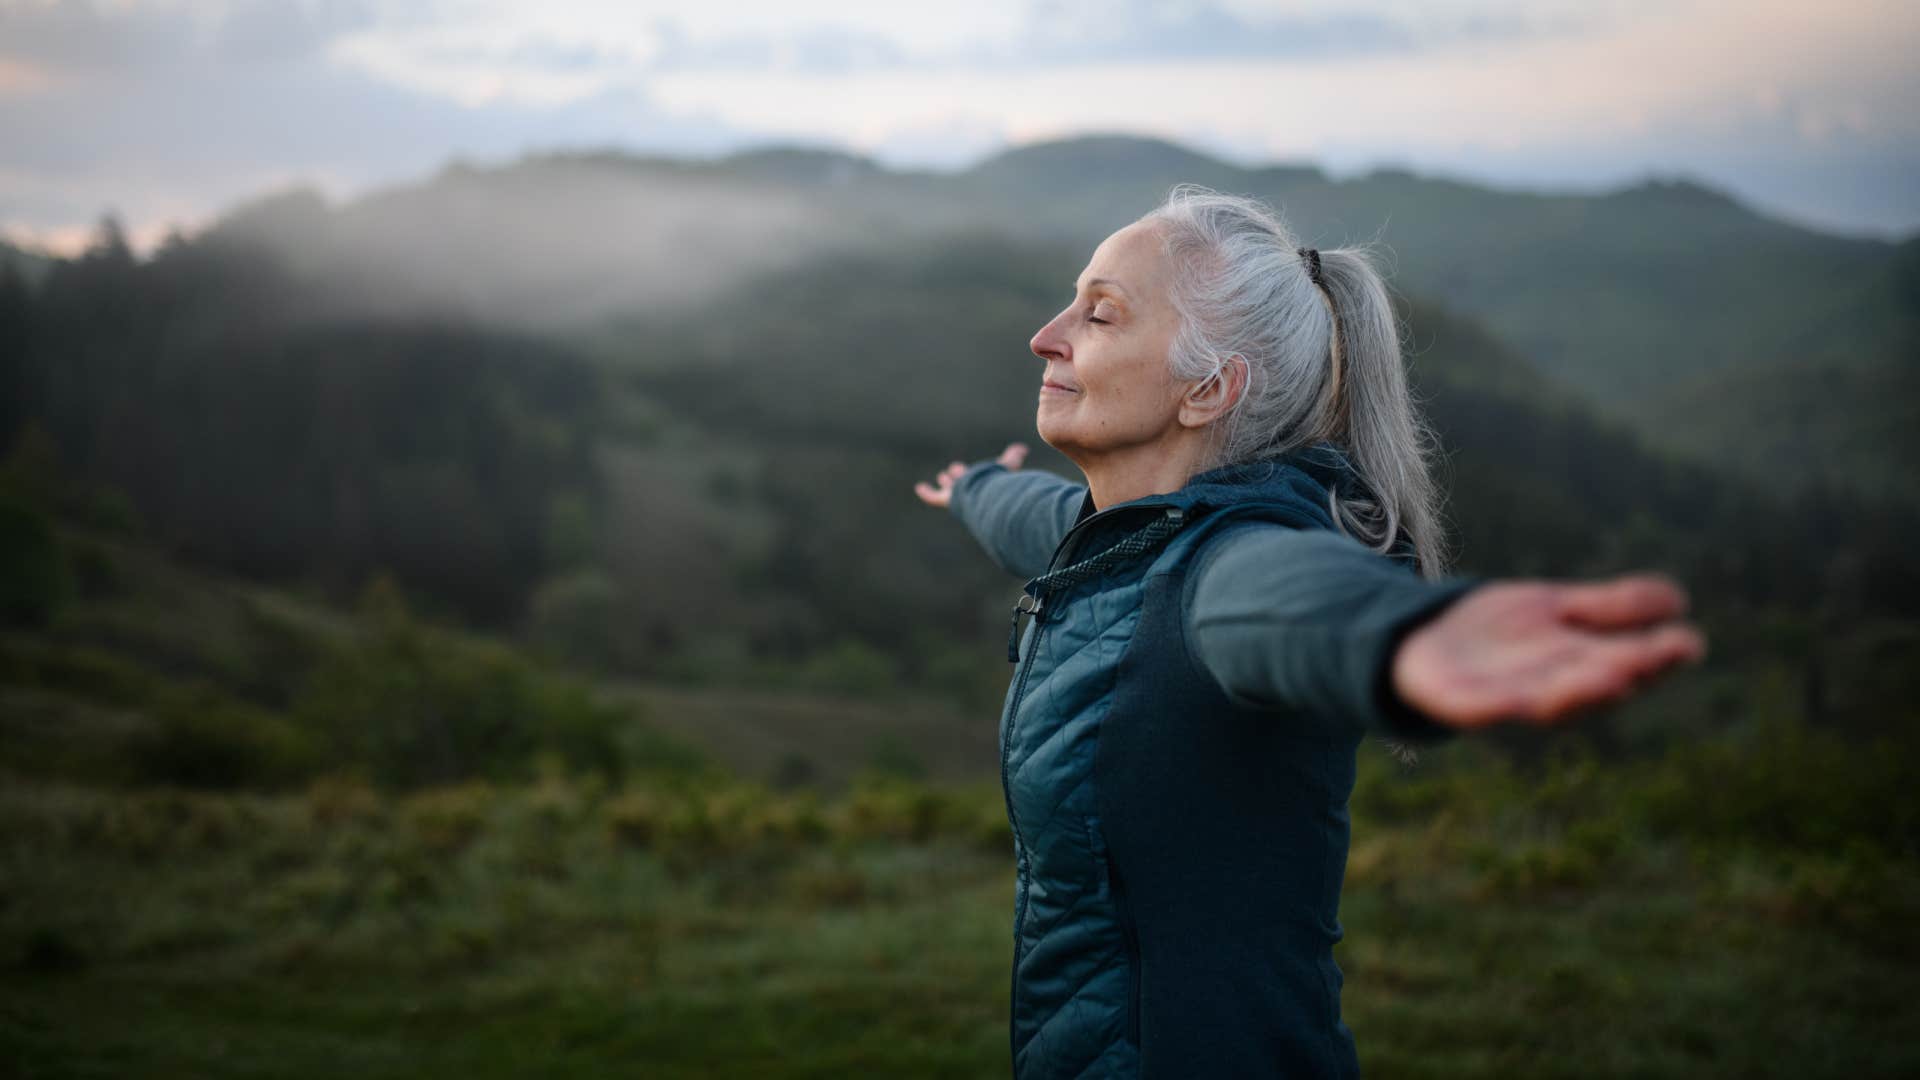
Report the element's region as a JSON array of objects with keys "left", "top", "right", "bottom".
[
  {"left": 4, "top": 719, "right": 1915, "bottom": 1078},
  {"left": 3, "top": 501, "right": 1917, "bottom": 1076}
]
